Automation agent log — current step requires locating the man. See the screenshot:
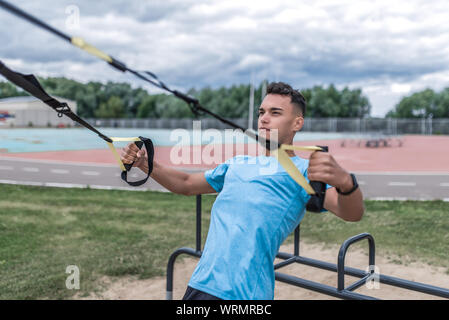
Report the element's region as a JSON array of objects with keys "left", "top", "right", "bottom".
[{"left": 121, "top": 82, "right": 364, "bottom": 300}]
